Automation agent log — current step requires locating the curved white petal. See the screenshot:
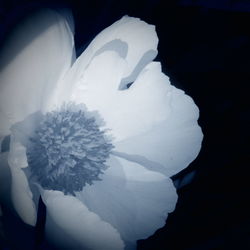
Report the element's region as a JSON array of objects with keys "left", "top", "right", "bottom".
[
  {"left": 69, "top": 52, "right": 169, "bottom": 142},
  {"left": 5, "top": 111, "right": 46, "bottom": 225},
  {"left": 71, "top": 50, "right": 126, "bottom": 102},
  {"left": 72, "top": 53, "right": 203, "bottom": 176},
  {"left": 41, "top": 189, "right": 124, "bottom": 250},
  {"left": 56, "top": 16, "right": 158, "bottom": 105},
  {"left": 8, "top": 135, "right": 36, "bottom": 226},
  {"left": 110, "top": 62, "right": 203, "bottom": 176},
  {"left": 0, "top": 8, "right": 75, "bottom": 137},
  {"left": 76, "top": 155, "right": 177, "bottom": 250},
  {"left": 10, "top": 167, "right": 37, "bottom": 226},
  {"left": 70, "top": 50, "right": 128, "bottom": 135},
  {"left": 89, "top": 15, "right": 158, "bottom": 79}
]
